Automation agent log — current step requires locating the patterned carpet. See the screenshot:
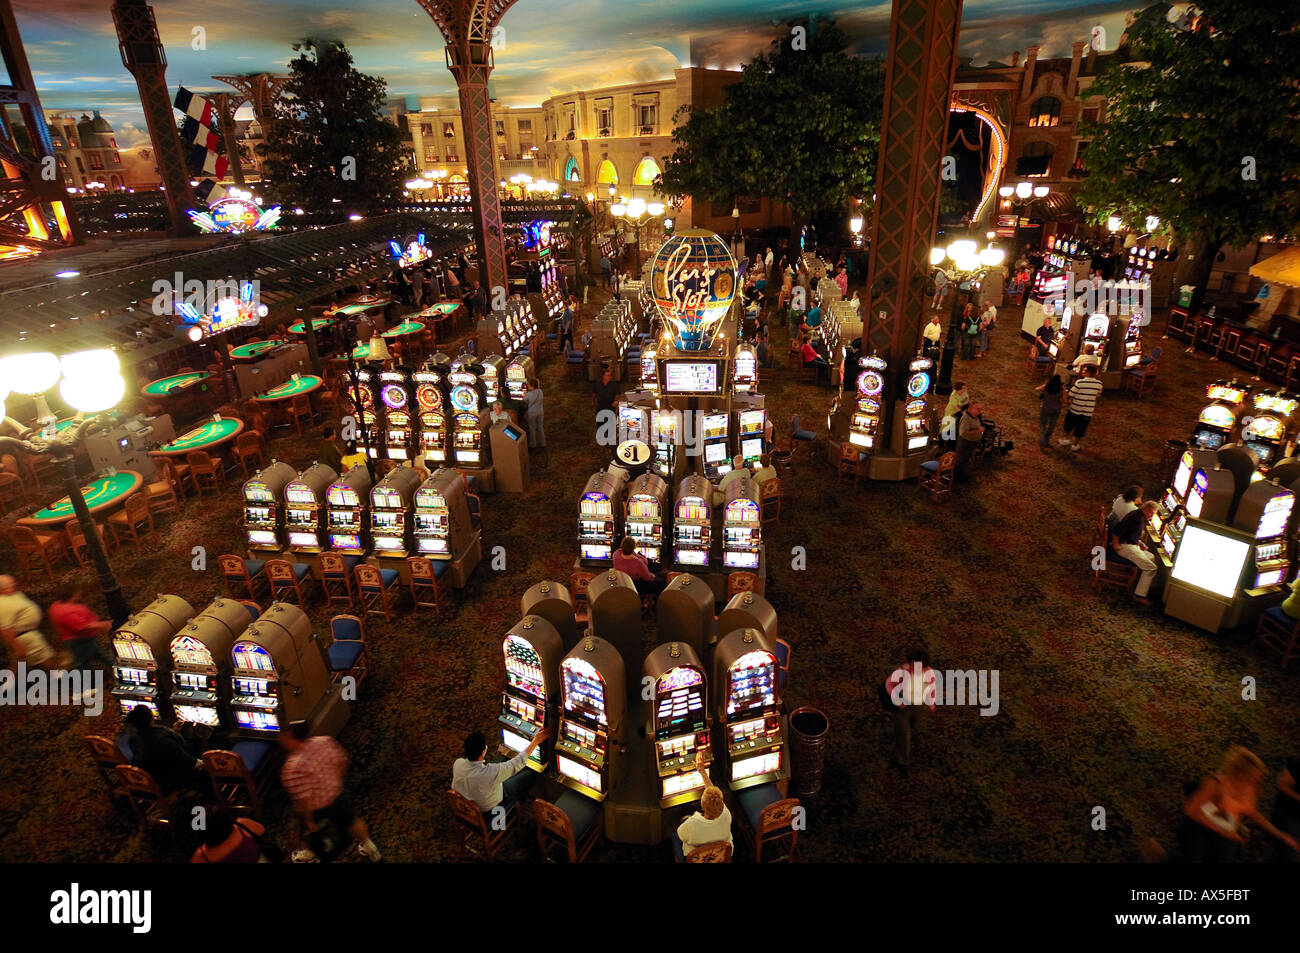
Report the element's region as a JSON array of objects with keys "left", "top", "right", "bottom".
[{"left": 1, "top": 285, "right": 1297, "bottom": 864}]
